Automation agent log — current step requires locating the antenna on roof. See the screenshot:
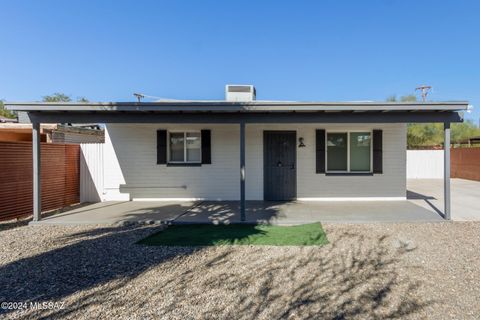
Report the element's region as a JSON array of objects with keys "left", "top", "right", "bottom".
[
  {"left": 133, "top": 93, "right": 168, "bottom": 102},
  {"left": 415, "top": 85, "right": 432, "bottom": 102},
  {"left": 133, "top": 93, "right": 144, "bottom": 103}
]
